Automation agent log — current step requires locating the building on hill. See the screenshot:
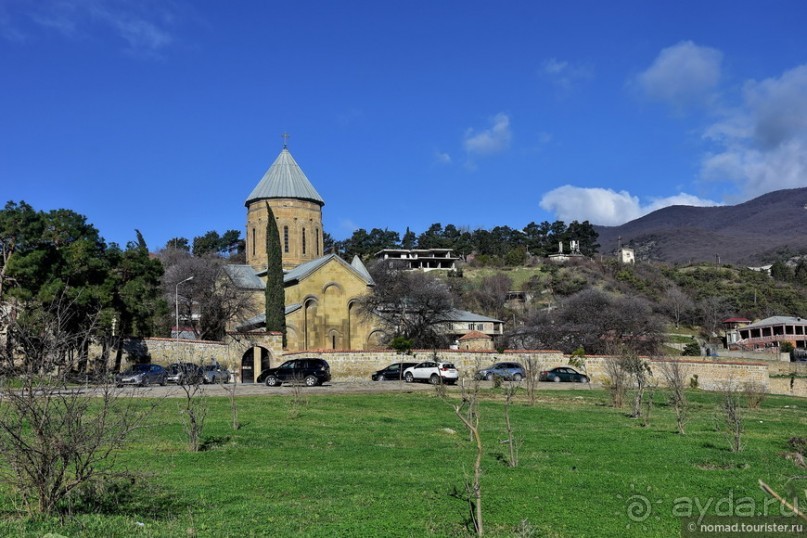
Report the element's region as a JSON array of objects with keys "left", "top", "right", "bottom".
[
  {"left": 726, "top": 315, "right": 807, "bottom": 353},
  {"left": 374, "top": 248, "right": 459, "bottom": 271},
  {"left": 548, "top": 241, "right": 584, "bottom": 263}
]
